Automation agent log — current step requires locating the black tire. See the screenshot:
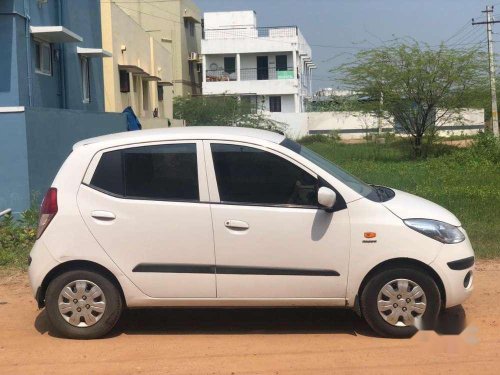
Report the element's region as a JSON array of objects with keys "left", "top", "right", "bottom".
[
  {"left": 45, "top": 270, "right": 123, "bottom": 339},
  {"left": 360, "top": 267, "right": 441, "bottom": 338}
]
